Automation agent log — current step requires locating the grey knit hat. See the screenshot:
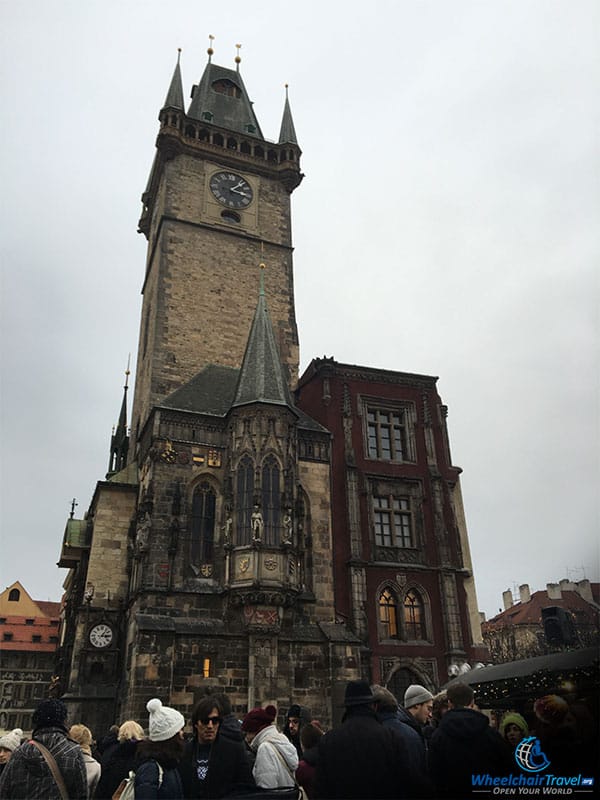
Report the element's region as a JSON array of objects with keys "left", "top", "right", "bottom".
[
  {"left": 404, "top": 684, "right": 434, "bottom": 708},
  {"left": 0, "top": 728, "right": 22, "bottom": 752}
]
